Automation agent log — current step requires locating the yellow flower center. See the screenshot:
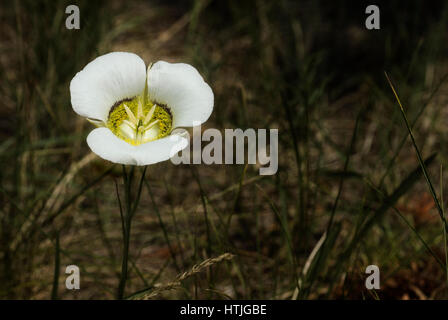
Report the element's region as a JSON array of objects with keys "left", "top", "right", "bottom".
[{"left": 106, "top": 96, "right": 172, "bottom": 145}]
